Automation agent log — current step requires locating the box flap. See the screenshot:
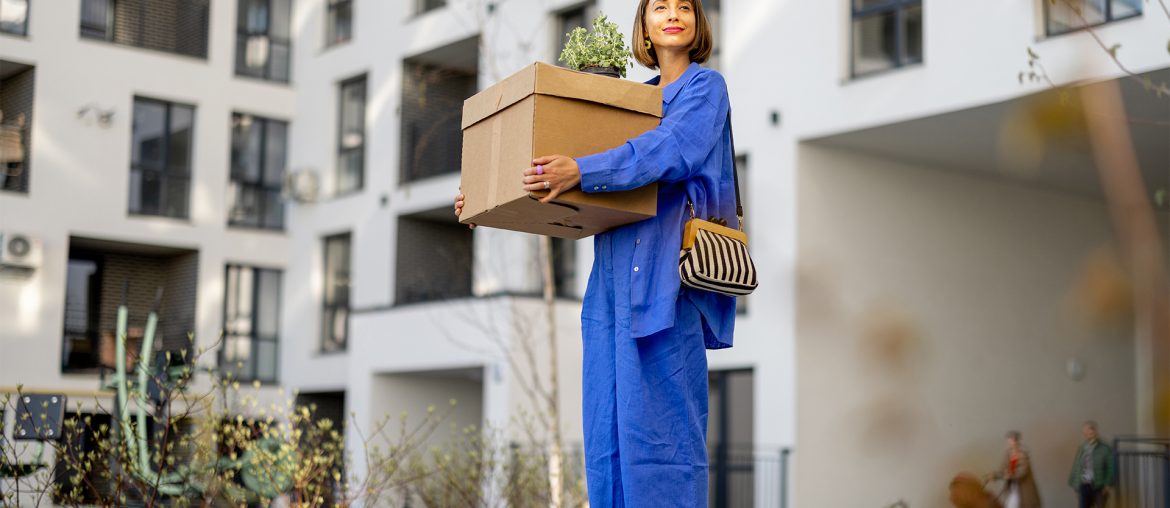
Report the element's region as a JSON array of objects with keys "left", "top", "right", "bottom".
[
  {"left": 533, "top": 63, "right": 662, "bottom": 118},
  {"left": 462, "top": 63, "right": 662, "bottom": 130}
]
